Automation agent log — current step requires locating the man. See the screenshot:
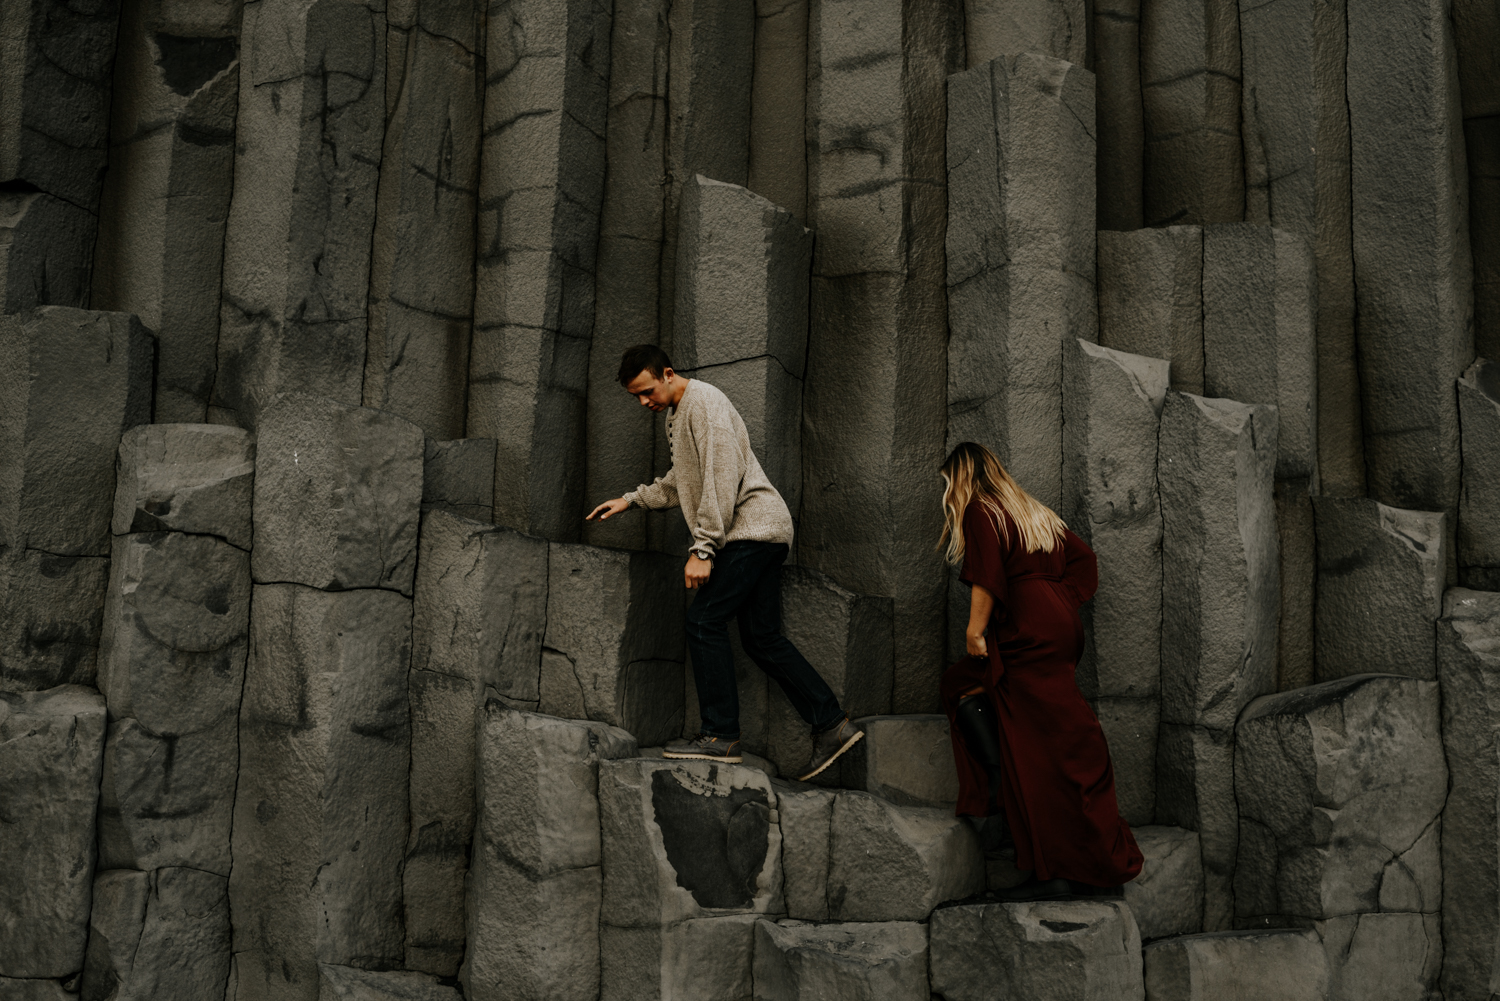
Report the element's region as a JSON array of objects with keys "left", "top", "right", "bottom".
[{"left": 587, "top": 344, "right": 863, "bottom": 781}]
